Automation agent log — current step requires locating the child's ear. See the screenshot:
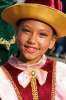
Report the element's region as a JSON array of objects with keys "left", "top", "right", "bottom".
[{"left": 49, "top": 37, "right": 56, "bottom": 49}]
